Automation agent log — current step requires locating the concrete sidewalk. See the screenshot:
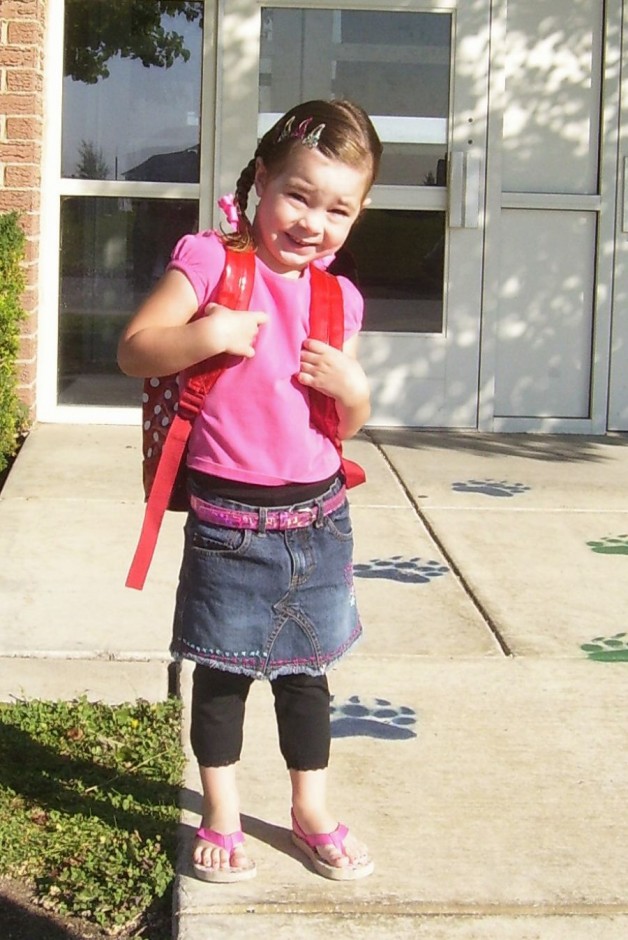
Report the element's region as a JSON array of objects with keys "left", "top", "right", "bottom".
[{"left": 2, "top": 425, "right": 628, "bottom": 938}]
